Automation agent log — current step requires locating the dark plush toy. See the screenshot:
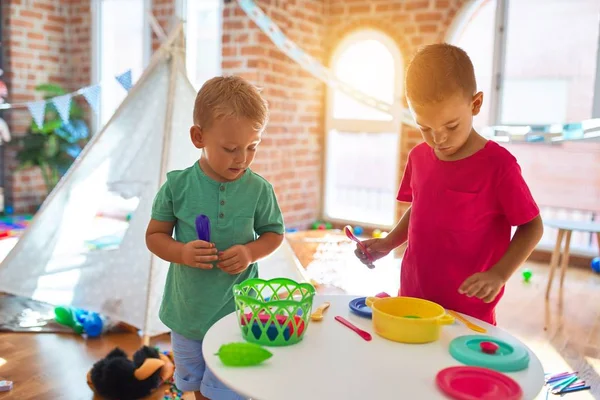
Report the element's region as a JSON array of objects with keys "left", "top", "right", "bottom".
[{"left": 87, "top": 346, "right": 175, "bottom": 400}]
